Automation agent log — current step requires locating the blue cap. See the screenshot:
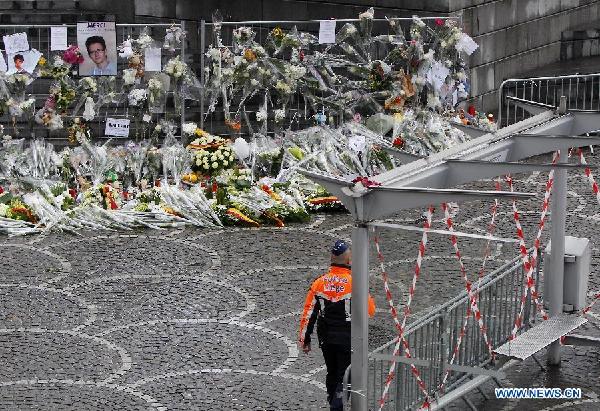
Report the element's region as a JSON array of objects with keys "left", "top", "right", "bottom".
[{"left": 332, "top": 240, "right": 349, "bottom": 256}]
